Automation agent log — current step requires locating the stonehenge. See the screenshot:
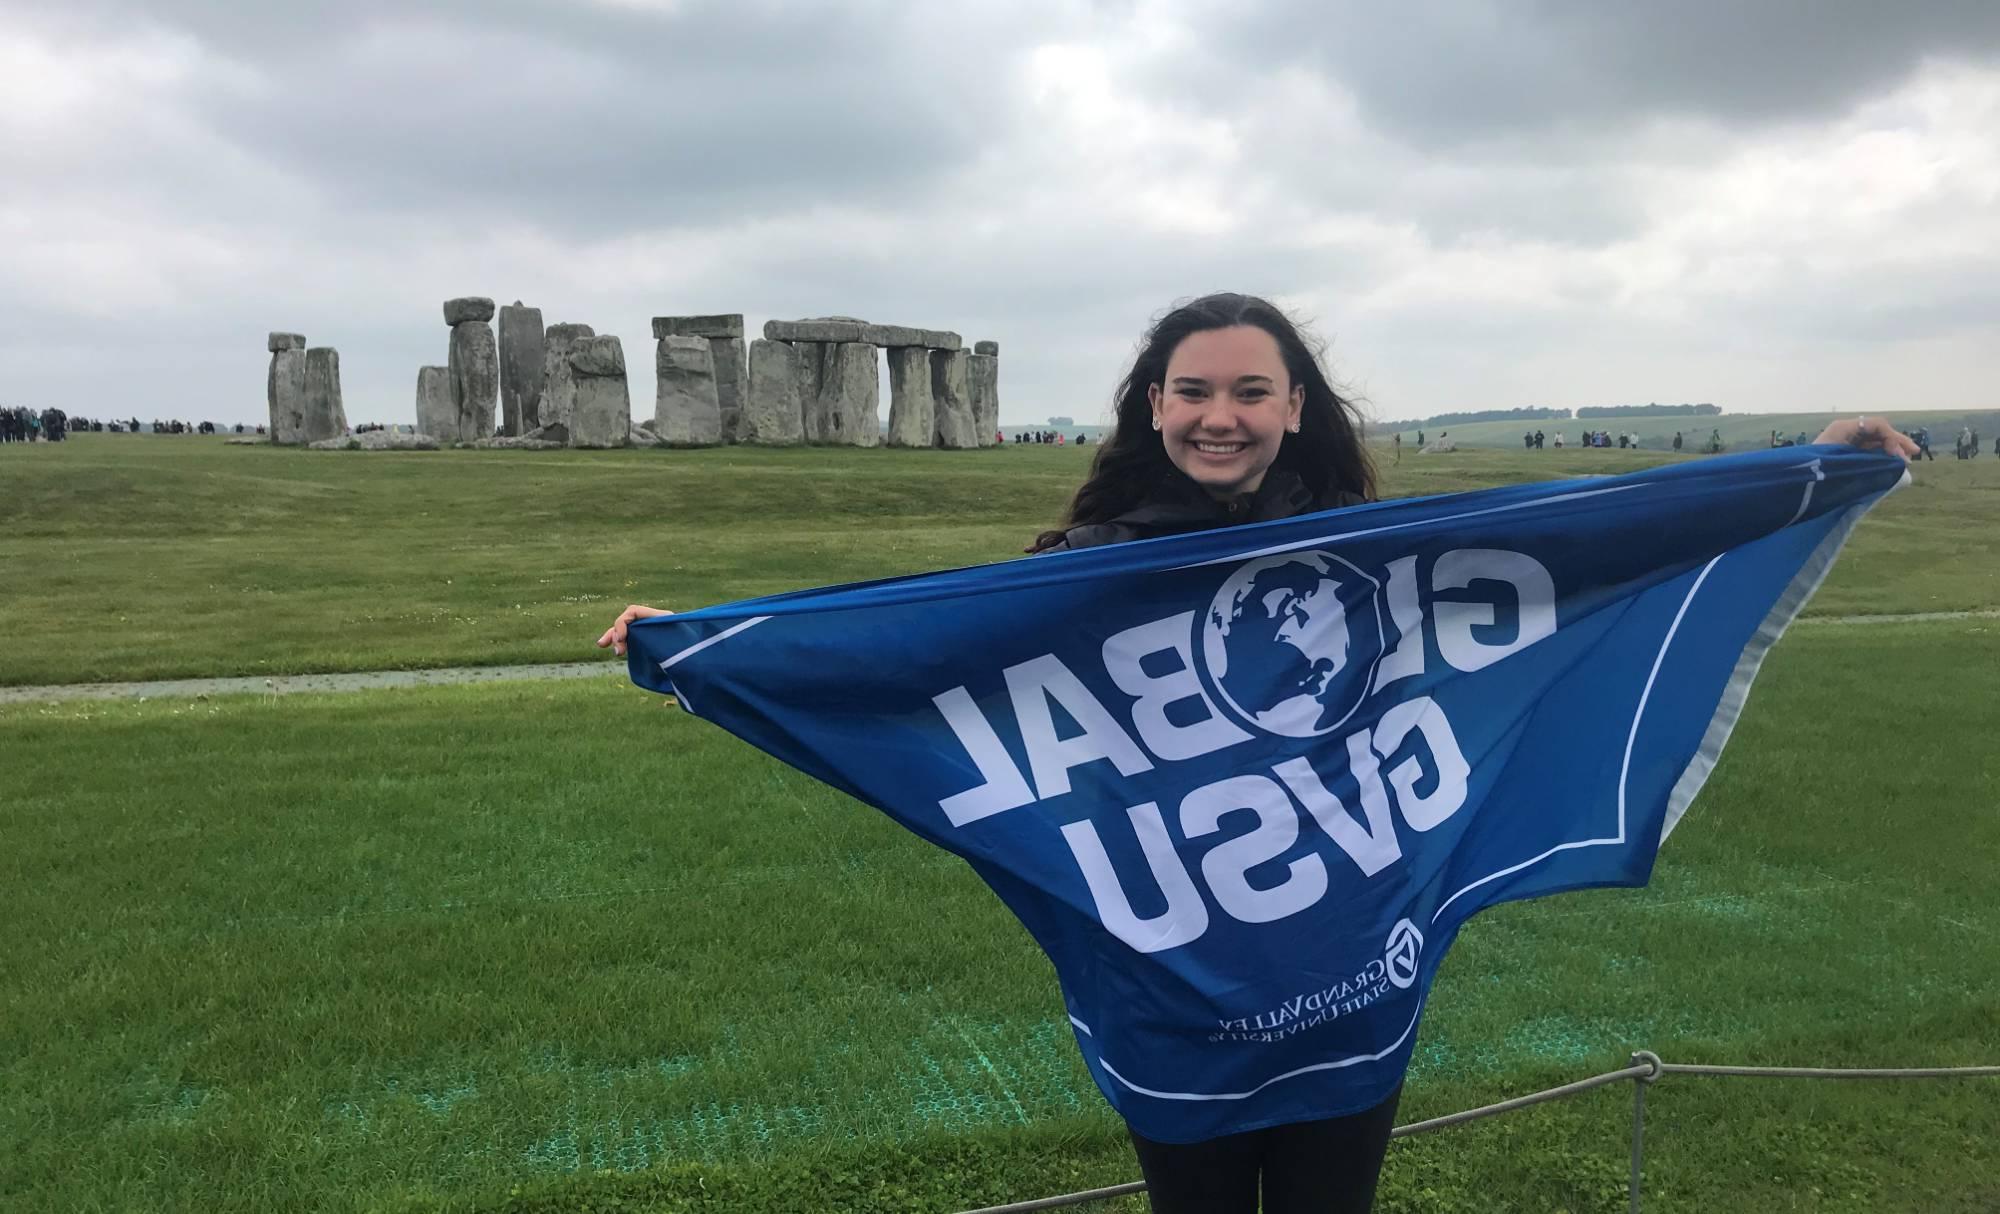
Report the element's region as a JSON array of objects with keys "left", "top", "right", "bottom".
[
  {"left": 653, "top": 335, "right": 722, "bottom": 446},
  {"left": 968, "top": 351, "right": 999, "bottom": 445},
  {"left": 885, "top": 347, "right": 933, "bottom": 448},
  {"left": 930, "top": 349, "right": 977, "bottom": 449},
  {"left": 270, "top": 303, "right": 998, "bottom": 452},
  {"left": 538, "top": 322, "right": 596, "bottom": 442},
  {"left": 266, "top": 333, "right": 308, "bottom": 444},
  {"left": 414, "top": 366, "right": 453, "bottom": 440},
  {"left": 445, "top": 297, "right": 498, "bottom": 441},
  {"left": 498, "top": 301, "right": 545, "bottom": 436},
  {"left": 566, "top": 335, "right": 631, "bottom": 448},
  {"left": 733, "top": 317, "right": 991, "bottom": 448},
  {"left": 301, "top": 348, "right": 347, "bottom": 443},
  {"left": 742, "top": 339, "right": 802, "bottom": 445}
]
